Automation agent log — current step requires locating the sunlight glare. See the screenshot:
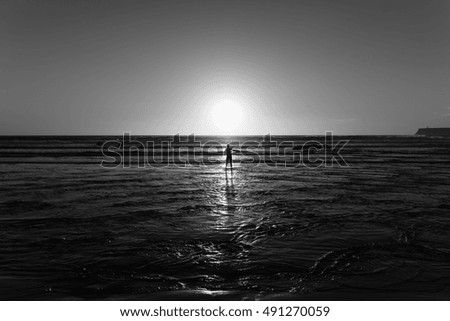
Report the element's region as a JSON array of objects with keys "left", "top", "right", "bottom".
[{"left": 210, "top": 99, "right": 244, "bottom": 134}]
